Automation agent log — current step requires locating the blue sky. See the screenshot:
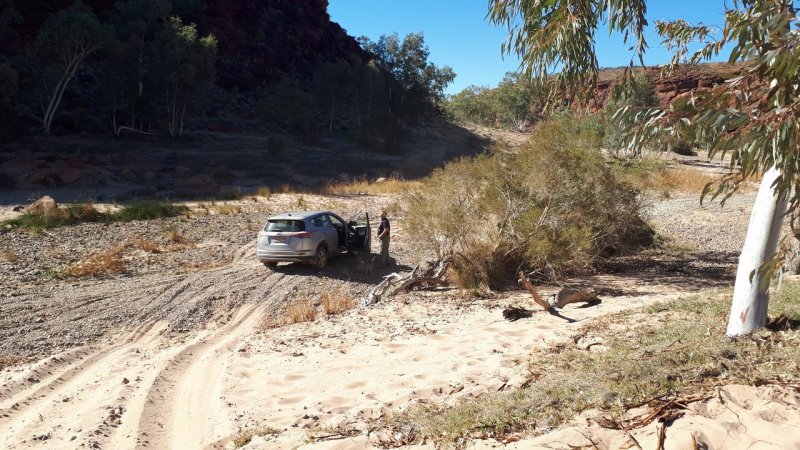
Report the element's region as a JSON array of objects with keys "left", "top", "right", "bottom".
[{"left": 328, "top": 1, "right": 730, "bottom": 95}]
